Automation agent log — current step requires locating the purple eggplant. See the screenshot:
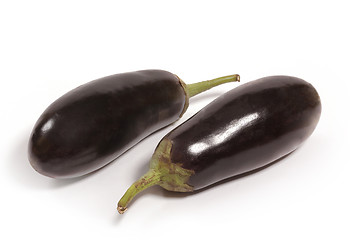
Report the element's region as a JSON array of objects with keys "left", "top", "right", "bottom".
[
  {"left": 117, "top": 75, "right": 321, "bottom": 214},
  {"left": 28, "top": 70, "right": 239, "bottom": 178}
]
